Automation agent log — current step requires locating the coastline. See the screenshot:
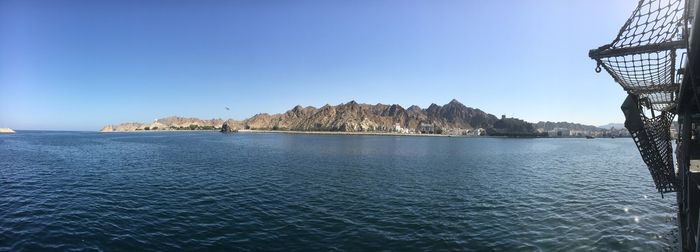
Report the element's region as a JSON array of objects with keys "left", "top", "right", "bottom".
[
  {"left": 100, "top": 129, "right": 452, "bottom": 137},
  {"left": 100, "top": 129, "right": 220, "bottom": 133},
  {"left": 98, "top": 129, "right": 627, "bottom": 139},
  {"left": 237, "top": 129, "right": 454, "bottom": 137}
]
